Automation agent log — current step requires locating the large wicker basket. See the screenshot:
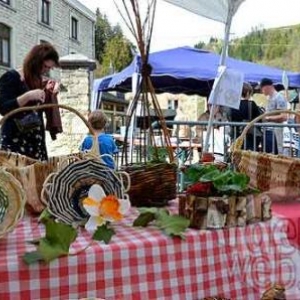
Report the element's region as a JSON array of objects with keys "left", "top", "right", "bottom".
[
  {"left": 0, "top": 169, "right": 26, "bottom": 239},
  {"left": 0, "top": 104, "right": 97, "bottom": 213},
  {"left": 232, "top": 109, "right": 300, "bottom": 200},
  {"left": 121, "top": 162, "right": 177, "bottom": 207}
]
